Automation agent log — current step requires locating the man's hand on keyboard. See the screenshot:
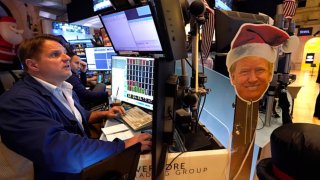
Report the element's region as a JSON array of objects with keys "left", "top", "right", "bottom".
[
  {"left": 88, "top": 106, "right": 126, "bottom": 124},
  {"left": 125, "top": 133, "right": 152, "bottom": 152},
  {"left": 105, "top": 106, "right": 126, "bottom": 119}
]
